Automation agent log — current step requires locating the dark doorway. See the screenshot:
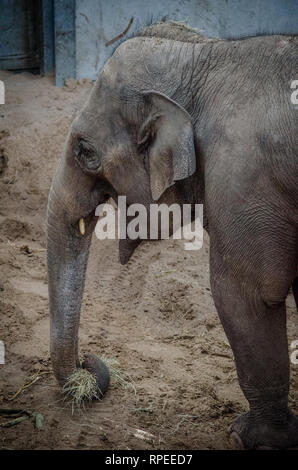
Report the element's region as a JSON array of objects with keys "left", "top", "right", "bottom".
[{"left": 0, "top": 0, "right": 41, "bottom": 71}]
